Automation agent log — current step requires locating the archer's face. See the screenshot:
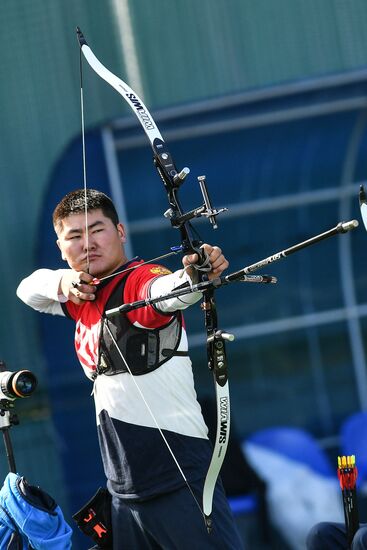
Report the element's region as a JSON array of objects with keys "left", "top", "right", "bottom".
[{"left": 56, "top": 209, "right": 128, "bottom": 278}]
